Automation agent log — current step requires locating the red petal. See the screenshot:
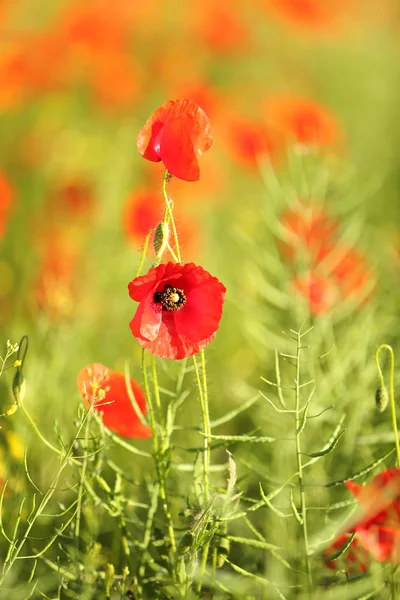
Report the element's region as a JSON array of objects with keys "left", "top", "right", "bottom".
[
  {"left": 136, "top": 312, "right": 217, "bottom": 360},
  {"left": 175, "top": 281, "right": 226, "bottom": 342},
  {"left": 156, "top": 115, "right": 200, "bottom": 181},
  {"left": 129, "top": 297, "right": 162, "bottom": 342},
  {"left": 137, "top": 120, "right": 164, "bottom": 162},
  {"left": 77, "top": 365, "right": 151, "bottom": 439}
]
